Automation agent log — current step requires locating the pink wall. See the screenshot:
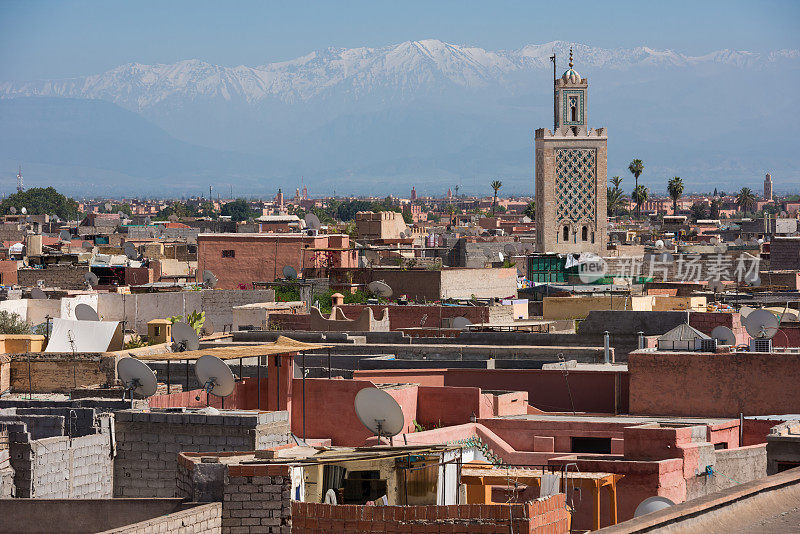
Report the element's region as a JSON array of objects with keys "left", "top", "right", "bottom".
[
  {"left": 353, "top": 369, "right": 447, "bottom": 387},
  {"left": 338, "top": 304, "right": 491, "bottom": 331}
]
